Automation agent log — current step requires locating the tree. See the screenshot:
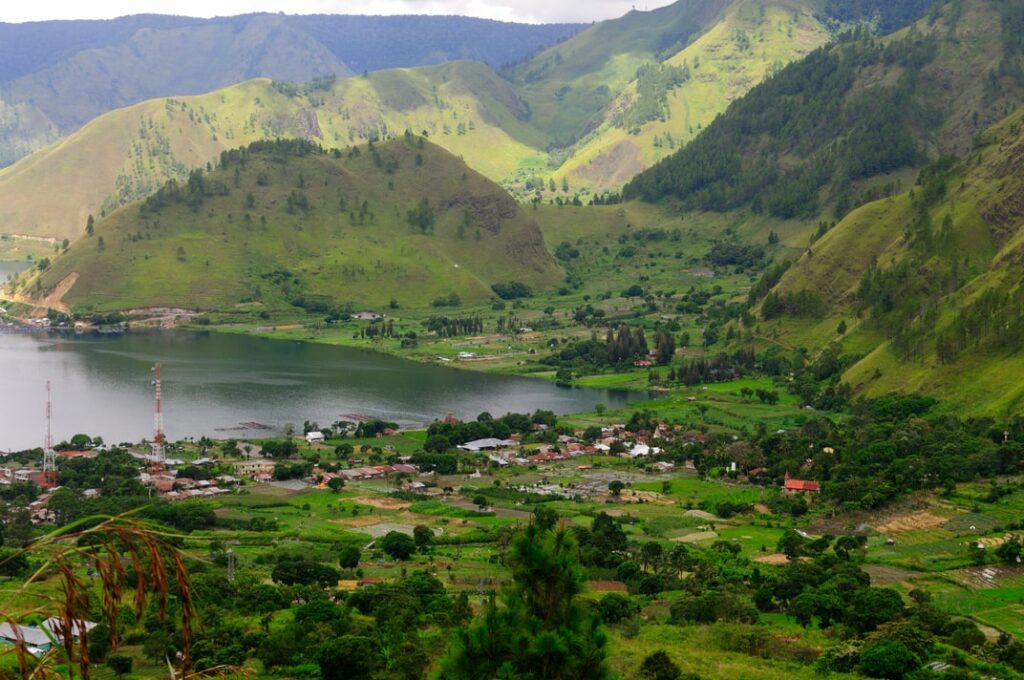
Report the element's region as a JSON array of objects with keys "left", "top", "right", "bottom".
[
  {"left": 847, "top": 588, "right": 905, "bottom": 633},
  {"left": 423, "top": 435, "right": 451, "bottom": 453},
  {"left": 271, "top": 559, "right": 340, "bottom": 587},
  {"left": 472, "top": 495, "right": 488, "bottom": 511},
  {"left": 143, "top": 630, "right": 175, "bottom": 663},
  {"left": 608, "top": 480, "right": 625, "bottom": 497},
  {"left": 437, "top": 525, "right": 610, "bottom": 679},
  {"left": 641, "top": 541, "right": 663, "bottom": 570},
  {"left": 338, "top": 545, "right": 361, "bottom": 570},
  {"left": 858, "top": 639, "right": 920, "bottom": 679},
  {"left": 380, "top": 531, "right": 416, "bottom": 561},
  {"left": 413, "top": 525, "right": 433, "bottom": 551},
  {"left": 598, "top": 593, "right": 638, "bottom": 624},
  {"left": 996, "top": 538, "right": 1022, "bottom": 564},
  {"left": 639, "top": 651, "right": 681, "bottom": 680},
  {"left": 86, "top": 214, "right": 95, "bottom": 236},
  {"left": 327, "top": 477, "right": 345, "bottom": 493},
  {"left": 654, "top": 331, "right": 676, "bottom": 364},
  {"left": 106, "top": 654, "right": 132, "bottom": 678},
  {"left": 318, "top": 635, "right": 380, "bottom": 680},
  {"left": 777, "top": 529, "right": 806, "bottom": 560},
  {"left": 406, "top": 197, "right": 435, "bottom": 233}
]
